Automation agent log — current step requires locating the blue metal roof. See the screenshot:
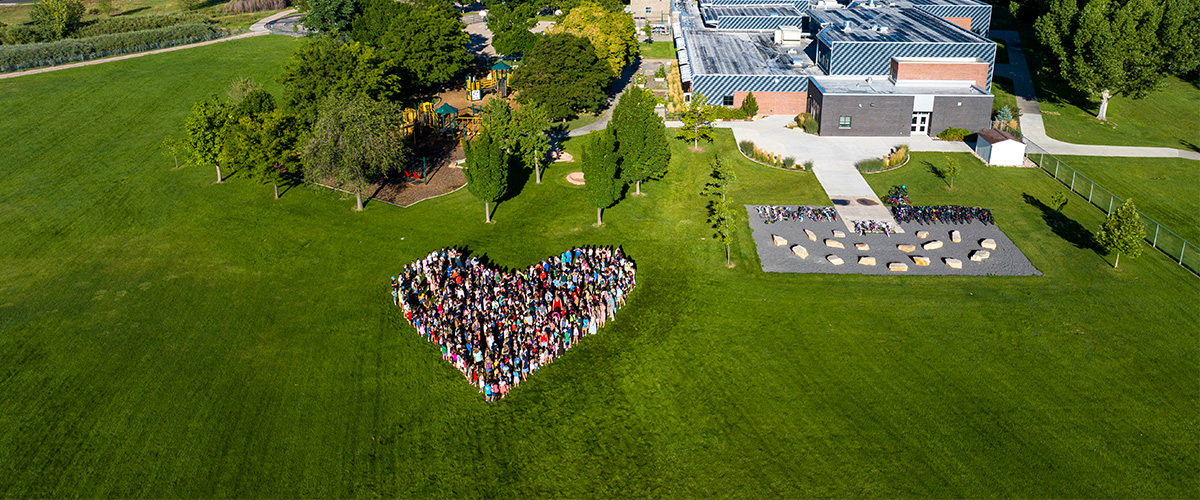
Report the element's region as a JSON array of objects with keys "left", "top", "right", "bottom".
[{"left": 811, "top": 7, "right": 986, "bottom": 44}]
